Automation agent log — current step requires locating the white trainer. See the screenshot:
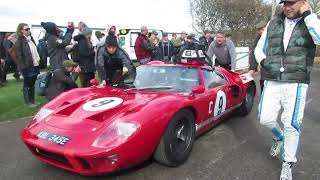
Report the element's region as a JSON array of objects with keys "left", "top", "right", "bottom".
[
  {"left": 280, "top": 162, "right": 293, "bottom": 180},
  {"left": 270, "top": 140, "right": 283, "bottom": 157}
]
